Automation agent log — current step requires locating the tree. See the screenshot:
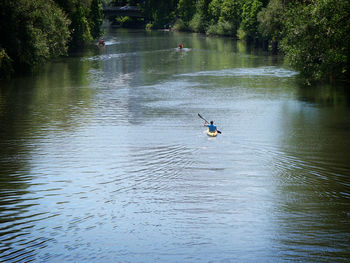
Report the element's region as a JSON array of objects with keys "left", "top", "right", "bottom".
[
  {"left": 142, "top": 0, "right": 177, "bottom": 28},
  {"left": 208, "top": 0, "right": 223, "bottom": 23},
  {"left": 70, "top": 1, "right": 92, "bottom": 50},
  {"left": 239, "top": 0, "right": 263, "bottom": 41},
  {"left": 177, "top": 0, "right": 196, "bottom": 23},
  {"left": 206, "top": 0, "right": 242, "bottom": 37},
  {"left": 257, "top": 0, "right": 285, "bottom": 52},
  {"left": 89, "top": 0, "right": 103, "bottom": 39},
  {"left": 189, "top": 0, "right": 211, "bottom": 32},
  {"left": 0, "top": 0, "right": 70, "bottom": 73},
  {"left": 220, "top": 0, "right": 242, "bottom": 32},
  {"left": 54, "top": 0, "right": 95, "bottom": 49},
  {"left": 280, "top": 0, "right": 350, "bottom": 81},
  {"left": 0, "top": 49, "right": 13, "bottom": 78}
]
